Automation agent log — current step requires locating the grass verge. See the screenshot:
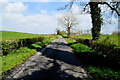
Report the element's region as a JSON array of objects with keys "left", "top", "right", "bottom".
[
  {"left": 1, "top": 38, "right": 56, "bottom": 75},
  {"left": 2, "top": 47, "right": 36, "bottom": 74},
  {"left": 65, "top": 38, "right": 120, "bottom": 80},
  {"left": 28, "top": 38, "right": 56, "bottom": 51}
]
